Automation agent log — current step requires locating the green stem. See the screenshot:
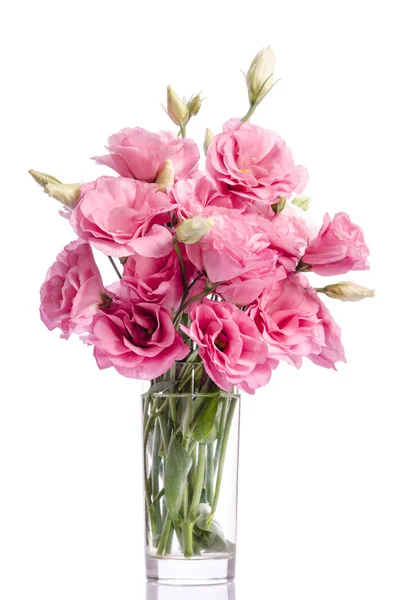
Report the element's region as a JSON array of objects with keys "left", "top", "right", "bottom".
[
  {"left": 158, "top": 413, "right": 170, "bottom": 455},
  {"left": 149, "top": 488, "right": 164, "bottom": 510},
  {"left": 206, "top": 442, "right": 214, "bottom": 505},
  {"left": 214, "top": 398, "right": 229, "bottom": 473},
  {"left": 173, "top": 282, "right": 218, "bottom": 323},
  {"left": 190, "top": 444, "right": 206, "bottom": 513},
  {"left": 173, "top": 237, "right": 188, "bottom": 301},
  {"left": 151, "top": 420, "right": 163, "bottom": 539},
  {"left": 208, "top": 397, "right": 238, "bottom": 523},
  {"left": 180, "top": 124, "right": 187, "bottom": 139},
  {"left": 165, "top": 523, "right": 174, "bottom": 555},
  {"left": 241, "top": 103, "right": 257, "bottom": 122},
  {"left": 107, "top": 255, "right": 122, "bottom": 279},
  {"left": 157, "top": 513, "right": 172, "bottom": 556},
  {"left": 182, "top": 522, "right": 194, "bottom": 557}
]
